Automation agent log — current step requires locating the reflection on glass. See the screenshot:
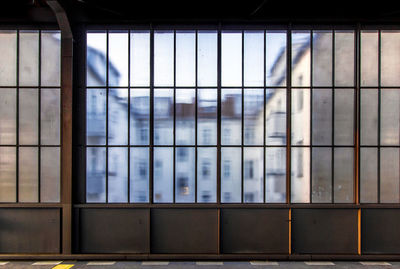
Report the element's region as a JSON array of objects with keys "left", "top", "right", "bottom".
[
  {"left": 40, "top": 147, "right": 60, "bottom": 202},
  {"left": 130, "top": 147, "right": 149, "bottom": 203},
  {"left": 19, "top": 147, "right": 38, "bottom": 202},
  {"left": 221, "top": 32, "right": 242, "bottom": 86},
  {"left": 0, "top": 147, "right": 16, "bottom": 202},
  {"left": 360, "top": 148, "right": 378, "bottom": 203},
  {"left": 244, "top": 31, "right": 264, "bottom": 86},
  {"left": 197, "top": 147, "right": 216, "bottom": 203},
  {"left": 381, "top": 31, "right": 400, "bottom": 86},
  {"left": 244, "top": 88, "right": 263, "bottom": 145},
  {"left": 291, "top": 89, "right": 310, "bottom": 145},
  {"left": 154, "top": 88, "right": 173, "bottom": 145},
  {"left": 334, "top": 89, "right": 354, "bottom": 145},
  {"left": 266, "top": 31, "right": 286, "bottom": 86},
  {"left": 87, "top": 32, "right": 107, "bottom": 86},
  {"left": 360, "top": 89, "right": 378, "bottom": 146},
  {"left": 86, "top": 147, "right": 106, "bottom": 202},
  {"left": 130, "top": 88, "right": 149, "bottom": 145},
  {"left": 265, "top": 147, "right": 286, "bottom": 203},
  {"left": 221, "top": 147, "right": 241, "bottom": 203},
  {"left": 109, "top": 32, "right": 128, "bottom": 87},
  {"left": 244, "top": 147, "right": 263, "bottom": 203},
  {"left": 312, "top": 88, "right": 332, "bottom": 145},
  {"left": 380, "top": 148, "right": 400, "bottom": 203},
  {"left": 221, "top": 89, "right": 242, "bottom": 145},
  {"left": 198, "top": 88, "right": 217, "bottom": 145},
  {"left": 176, "top": 31, "right": 195, "bottom": 87},
  {"left": 154, "top": 147, "right": 173, "bottom": 203},
  {"left": 108, "top": 147, "right": 128, "bottom": 203},
  {"left": 361, "top": 31, "right": 378, "bottom": 87},
  {"left": 175, "top": 147, "right": 195, "bottom": 203},
  {"left": 266, "top": 88, "right": 286, "bottom": 145},
  {"left": 41, "top": 88, "right": 60, "bottom": 145},
  {"left": 19, "top": 88, "right": 38, "bottom": 145},
  {"left": 19, "top": 31, "right": 39, "bottom": 86},
  {"left": 312, "top": 147, "right": 332, "bottom": 203},
  {"left": 154, "top": 31, "right": 174, "bottom": 86},
  {"left": 0, "top": 88, "right": 16, "bottom": 145},
  {"left": 0, "top": 31, "right": 16, "bottom": 86},
  {"left": 108, "top": 88, "right": 128, "bottom": 145},
  {"left": 381, "top": 89, "right": 400, "bottom": 145},
  {"left": 87, "top": 88, "right": 106, "bottom": 145},
  {"left": 291, "top": 147, "right": 310, "bottom": 203},
  {"left": 176, "top": 88, "right": 195, "bottom": 145},
  {"left": 292, "top": 31, "right": 310, "bottom": 87},
  {"left": 335, "top": 31, "right": 354, "bottom": 86},
  {"left": 131, "top": 31, "right": 150, "bottom": 86},
  {"left": 313, "top": 31, "right": 332, "bottom": 86},
  {"left": 41, "top": 31, "right": 60, "bottom": 87},
  {"left": 334, "top": 148, "right": 354, "bottom": 203},
  {"left": 198, "top": 31, "right": 217, "bottom": 86}
]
